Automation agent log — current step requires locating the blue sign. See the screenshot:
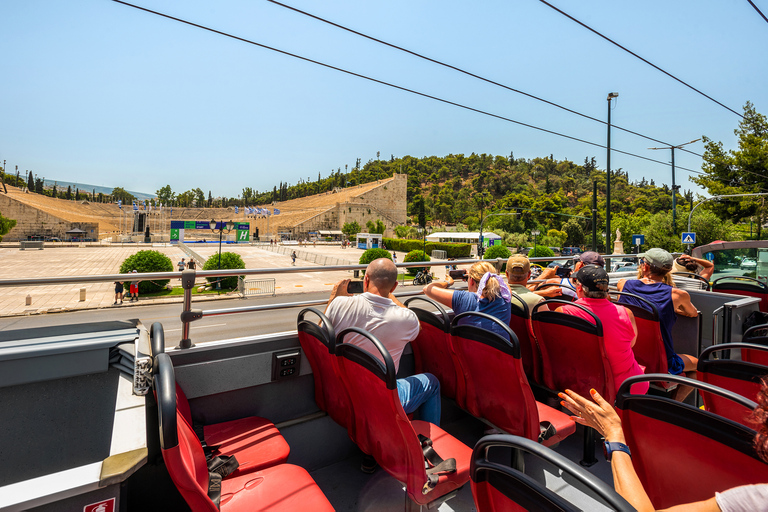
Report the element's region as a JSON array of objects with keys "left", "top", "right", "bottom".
[
  {"left": 681, "top": 232, "right": 696, "bottom": 244},
  {"left": 632, "top": 234, "right": 645, "bottom": 246},
  {"left": 705, "top": 252, "right": 714, "bottom": 261}
]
